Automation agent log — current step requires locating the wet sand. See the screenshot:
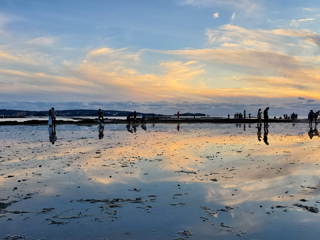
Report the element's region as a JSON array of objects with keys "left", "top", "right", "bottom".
[
  {"left": 0, "top": 117, "right": 307, "bottom": 126},
  {"left": 0, "top": 123, "right": 320, "bottom": 239}
]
